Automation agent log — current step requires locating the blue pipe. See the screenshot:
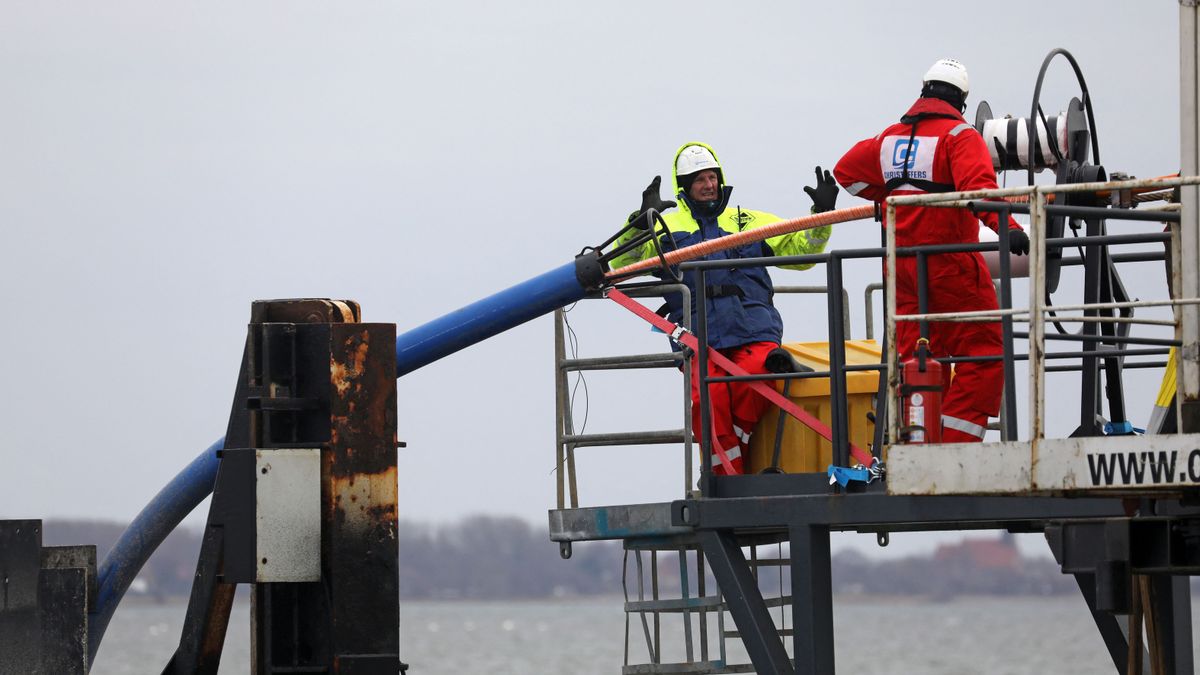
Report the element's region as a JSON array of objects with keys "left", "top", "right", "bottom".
[
  {"left": 395, "top": 259, "right": 588, "bottom": 376},
  {"left": 88, "top": 437, "right": 223, "bottom": 665},
  {"left": 89, "top": 258, "right": 592, "bottom": 663}
]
